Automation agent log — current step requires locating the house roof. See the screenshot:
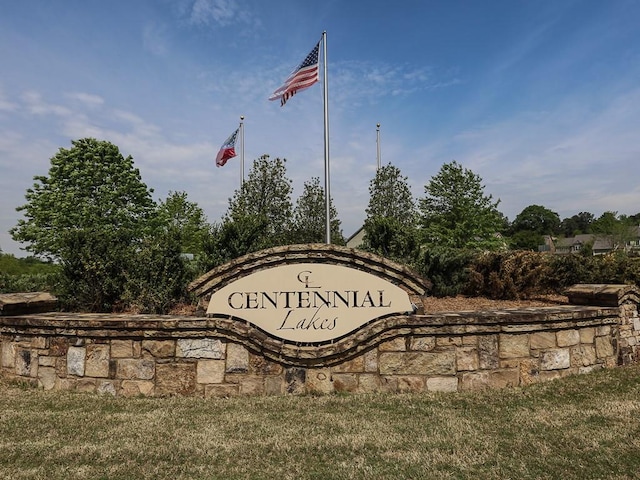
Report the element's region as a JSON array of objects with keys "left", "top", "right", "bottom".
[
  {"left": 555, "top": 234, "right": 615, "bottom": 251},
  {"left": 345, "top": 225, "right": 365, "bottom": 249}
]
